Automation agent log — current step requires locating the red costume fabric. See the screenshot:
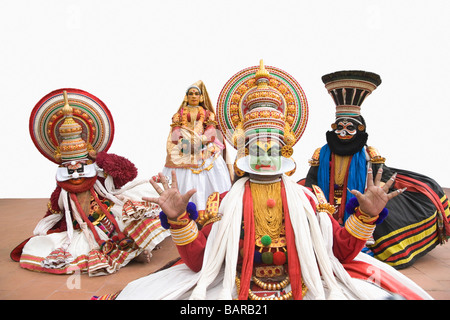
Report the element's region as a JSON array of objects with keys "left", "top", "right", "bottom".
[{"left": 172, "top": 180, "right": 369, "bottom": 291}]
